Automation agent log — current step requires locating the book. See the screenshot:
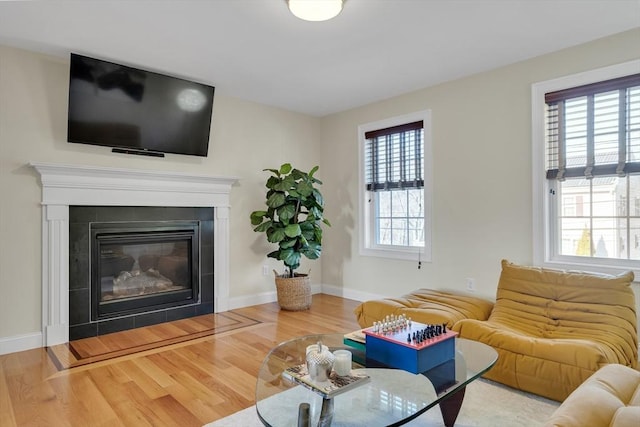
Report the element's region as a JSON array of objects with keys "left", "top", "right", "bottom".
[
  {"left": 343, "top": 329, "right": 366, "bottom": 344},
  {"left": 282, "top": 364, "right": 370, "bottom": 399}
]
